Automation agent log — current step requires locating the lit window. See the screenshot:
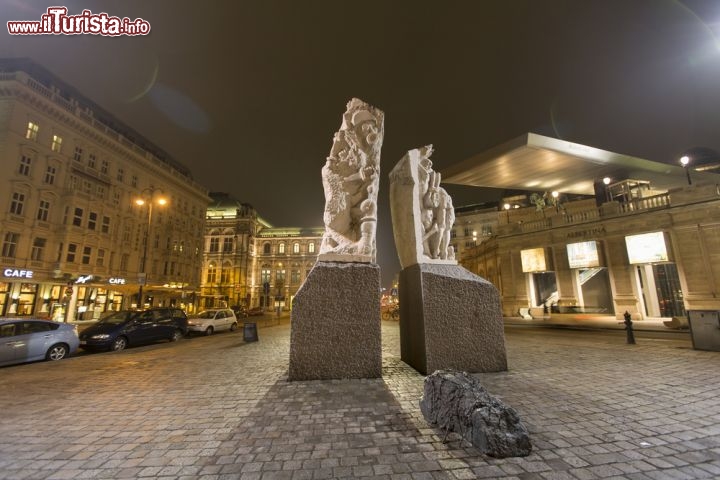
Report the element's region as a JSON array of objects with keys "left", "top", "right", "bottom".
[
  {"left": 207, "top": 264, "right": 217, "bottom": 283},
  {"left": 308, "top": 242, "right": 315, "bottom": 254},
  {"left": 278, "top": 243, "right": 286, "bottom": 254},
  {"left": 276, "top": 269, "right": 286, "bottom": 283},
  {"left": 51, "top": 135, "right": 62, "bottom": 152},
  {"left": 261, "top": 267, "right": 271, "bottom": 283},
  {"left": 26, "top": 122, "right": 39, "bottom": 140},
  {"left": 18, "top": 155, "right": 31, "bottom": 176},
  {"left": 293, "top": 242, "right": 300, "bottom": 254}
]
